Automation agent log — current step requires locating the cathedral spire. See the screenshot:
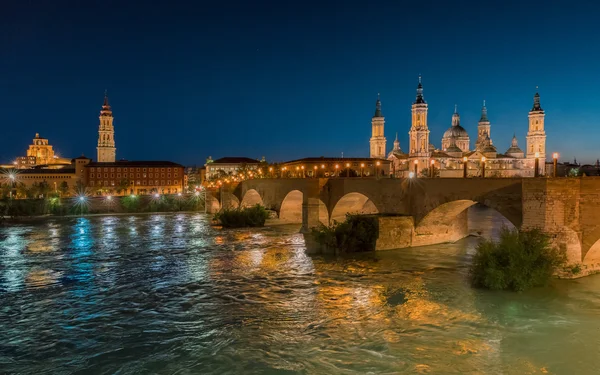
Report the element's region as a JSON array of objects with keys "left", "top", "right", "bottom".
[
  {"left": 532, "top": 87, "right": 543, "bottom": 111},
  {"left": 452, "top": 105, "right": 460, "bottom": 126},
  {"left": 414, "top": 75, "right": 426, "bottom": 104},
  {"left": 373, "top": 93, "right": 382, "bottom": 117},
  {"left": 479, "top": 100, "right": 489, "bottom": 122},
  {"left": 393, "top": 132, "right": 400, "bottom": 150}
]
